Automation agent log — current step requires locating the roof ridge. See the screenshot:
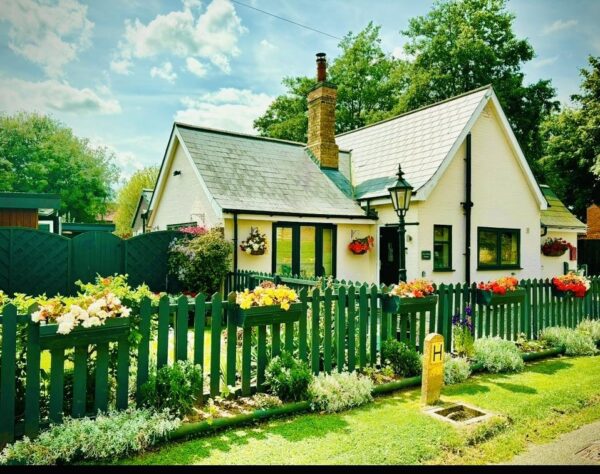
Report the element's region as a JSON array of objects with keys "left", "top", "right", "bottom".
[
  {"left": 336, "top": 84, "right": 493, "bottom": 138},
  {"left": 175, "top": 122, "right": 307, "bottom": 147}
]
